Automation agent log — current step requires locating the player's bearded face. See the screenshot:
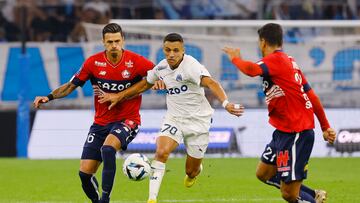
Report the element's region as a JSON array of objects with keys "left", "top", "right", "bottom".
[
  {"left": 103, "top": 32, "right": 124, "bottom": 59},
  {"left": 163, "top": 41, "right": 185, "bottom": 68}
]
